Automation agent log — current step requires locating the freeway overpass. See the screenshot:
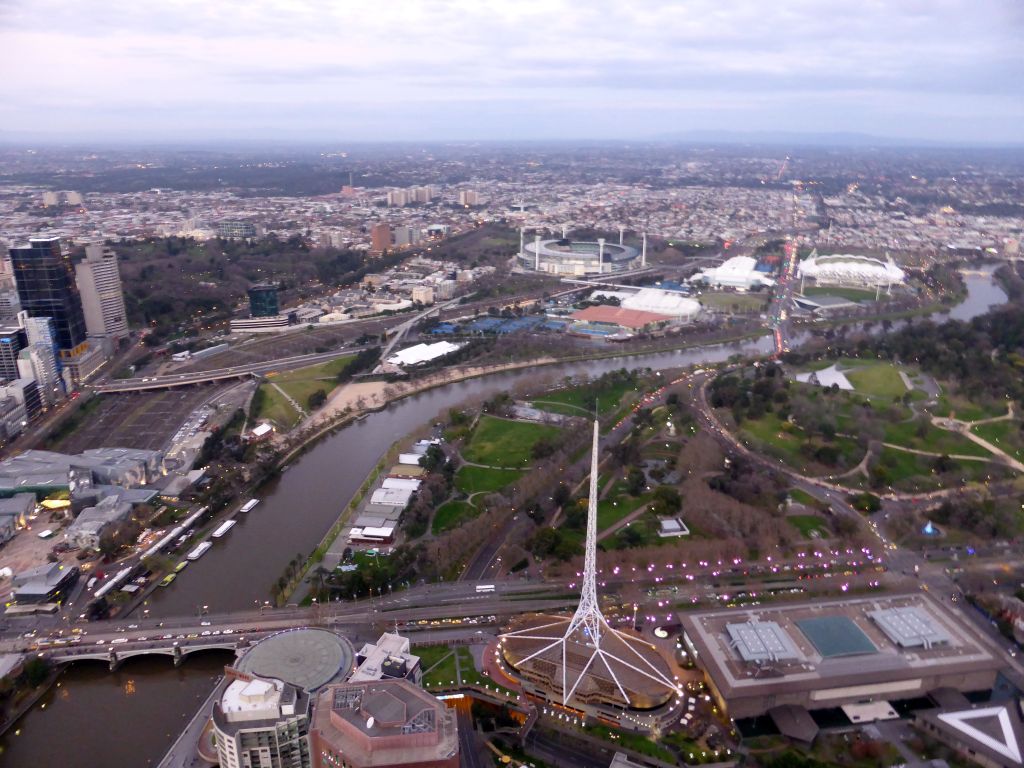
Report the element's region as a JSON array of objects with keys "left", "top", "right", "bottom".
[{"left": 93, "top": 346, "right": 375, "bottom": 393}]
